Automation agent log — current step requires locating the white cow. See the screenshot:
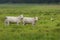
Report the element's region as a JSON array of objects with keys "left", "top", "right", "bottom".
[
  {"left": 23, "top": 17, "right": 38, "bottom": 26},
  {"left": 4, "top": 15, "right": 23, "bottom": 25}
]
